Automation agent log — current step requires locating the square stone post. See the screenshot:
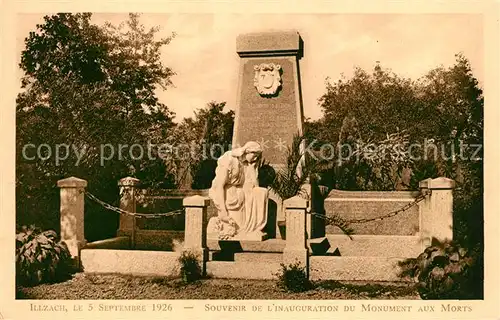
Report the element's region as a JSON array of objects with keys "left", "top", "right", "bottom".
[
  {"left": 57, "top": 177, "right": 87, "bottom": 266},
  {"left": 117, "top": 177, "right": 140, "bottom": 242},
  {"left": 300, "top": 182, "right": 327, "bottom": 239},
  {"left": 300, "top": 183, "right": 313, "bottom": 238},
  {"left": 183, "top": 195, "right": 210, "bottom": 275},
  {"left": 419, "top": 177, "right": 455, "bottom": 248},
  {"left": 283, "top": 196, "right": 309, "bottom": 278}
]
